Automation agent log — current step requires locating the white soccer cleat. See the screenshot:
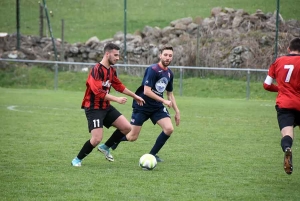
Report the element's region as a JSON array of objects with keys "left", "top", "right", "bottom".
[{"left": 98, "top": 144, "right": 114, "bottom": 162}]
